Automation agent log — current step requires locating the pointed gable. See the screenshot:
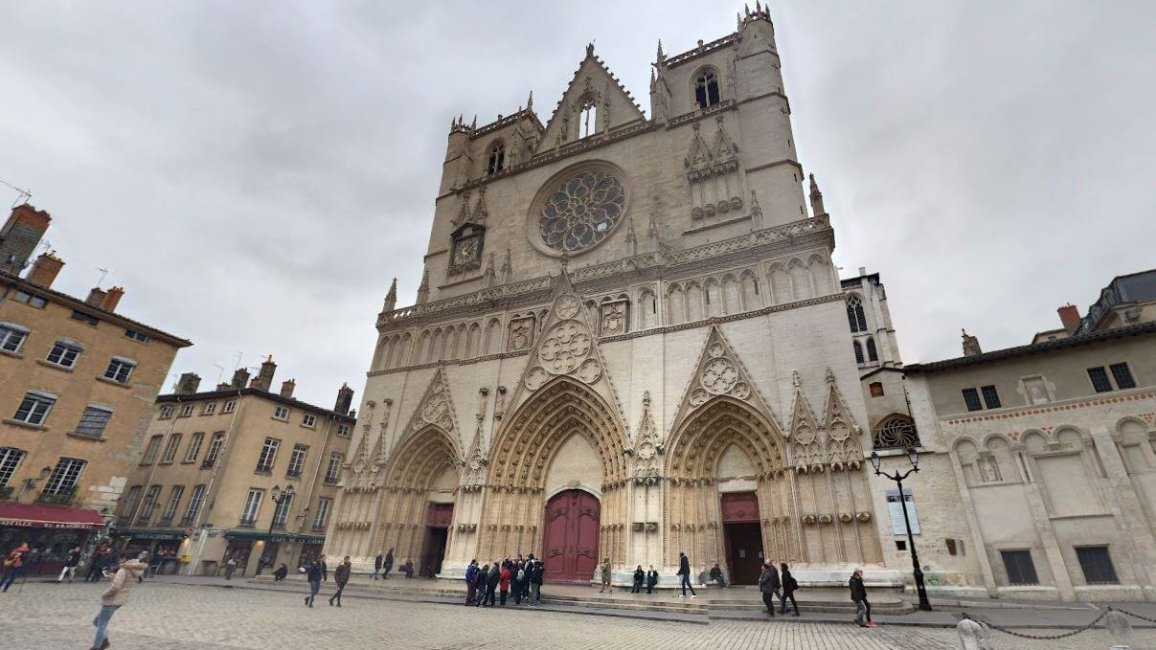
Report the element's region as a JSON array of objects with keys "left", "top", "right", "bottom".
[
  {"left": 402, "top": 367, "right": 464, "bottom": 458},
  {"left": 821, "top": 369, "right": 864, "bottom": 468},
  {"left": 787, "top": 370, "right": 826, "bottom": 471},
  {"left": 536, "top": 44, "right": 647, "bottom": 154}
]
